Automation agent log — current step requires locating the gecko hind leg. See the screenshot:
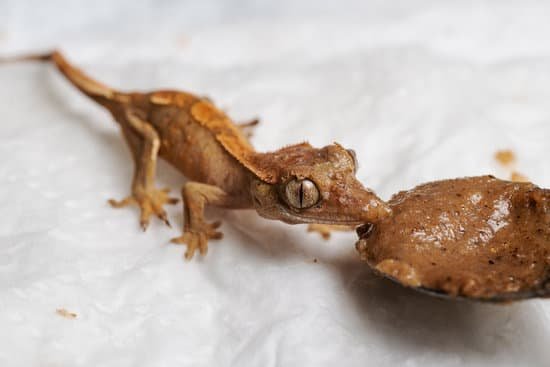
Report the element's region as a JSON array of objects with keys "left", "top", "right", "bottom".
[
  {"left": 109, "top": 108, "right": 179, "bottom": 230},
  {"left": 170, "top": 182, "right": 245, "bottom": 260}
]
